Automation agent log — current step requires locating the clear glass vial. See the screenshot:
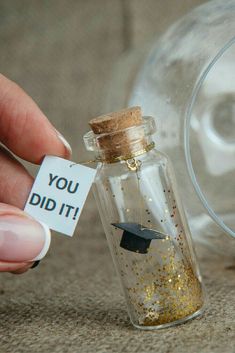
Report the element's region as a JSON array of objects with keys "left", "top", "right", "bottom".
[{"left": 84, "top": 107, "right": 205, "bottom": 330}]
